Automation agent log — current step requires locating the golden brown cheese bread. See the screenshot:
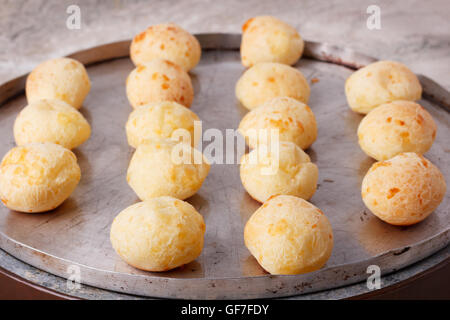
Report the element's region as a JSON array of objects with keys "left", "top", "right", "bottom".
[
  {"left": 345, "top": 60, "right": 422, "bottom": 114},
  {"left": 126, "top": 101, "right": 200, "bottom": 148},
  {"left": 238, "top": 96, "right": 317, "bottom": 149},
  {"left": 26, "top": 58, "right": 90, "bottom": 109},
  {"left": 14, "top": 99, "right": 91, "bottom": 150},
  {"left": 358, "top": 101, "right": 436, "bottom": 161},
  {"left": 240, "top": 141, "right": 318, "bottom": 202},
  {"left": 0, "top": 142, "right": 81, "bottom": 213},
  {"left": 244, "top": 195, "right": 333, "bottom": 275},
  {"left": 235, "top": 62, "right": 310, "bottom": 110},
  {"left": 127, "top": 139, "right": 210, "bottom": 201},
  {"left": 240, "top": 16, "right": 304, "bottom": 67},
  {"left": 110, "top": 197, "right": 205, "bottom": 271},
  {"left": 362, "top": 153, "right": 446, "bottom": 226},
  {"left": 126, "top": 58, "right": 194, "bottom": 108},
  {"left": 130, "top": 23, "right": 201, "bottom": 72}
]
